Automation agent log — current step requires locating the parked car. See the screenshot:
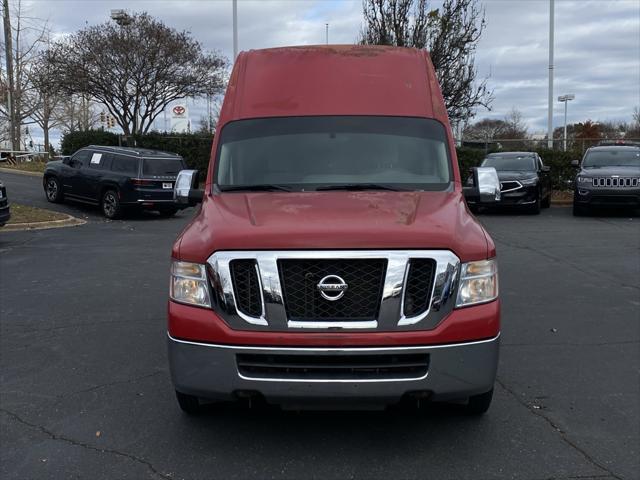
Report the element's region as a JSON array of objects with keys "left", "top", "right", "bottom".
[
  {"left": 43, "top": 146, "right": 188, "bottom": 219},
  {"left": 572, "top": 145, "right": 640, "bottom": 216},
  {"left": 167, "top": 46, "right": 501, "bottom": 415},
  {"left": 0, "top": 180, "right": 10, "bottom": 226},
  {"left": 467, "top": 152, "right": 551, "bottom": 214}
]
